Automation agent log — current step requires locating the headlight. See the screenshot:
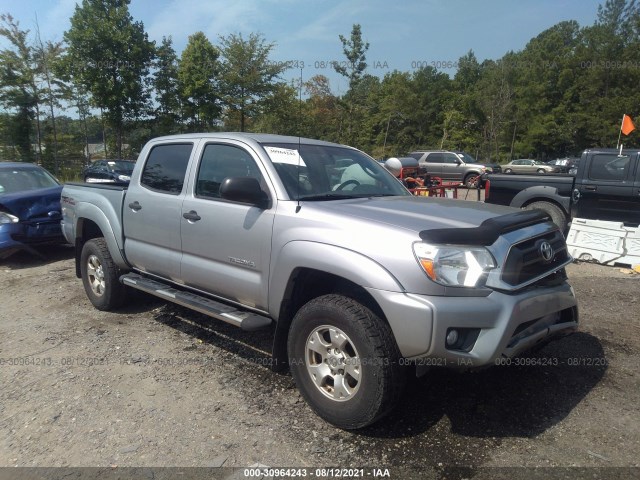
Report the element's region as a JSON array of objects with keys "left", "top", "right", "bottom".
[
  {"left": 117, "top": 174, "right": 131, "bottom": 182},
  {"left": 0, "top": 212, "right": 19, "bottom": 224},
  {"left": 413, "top": 243, "right": 496, "bottom": 287}
]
